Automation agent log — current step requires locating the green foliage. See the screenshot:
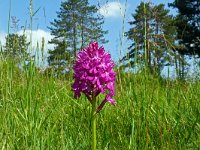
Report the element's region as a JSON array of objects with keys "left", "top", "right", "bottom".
[
  {"left": 0, "top": 58, "right": 199, "bottom": 149},
  {"left": 48, "top": 39, "right": 71, "bottom": 75},
  {"left": 48, "top": 0, "right": 108, "bottom": 75},
  {"left": 4, "top": 33, "right": 29, "bottom": 62},
  {"left": 122, "top": 2, "right": 180, "bottom": 75},
  {"left": 169, "top": 0, "right": 200, "bottom": 57}
]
